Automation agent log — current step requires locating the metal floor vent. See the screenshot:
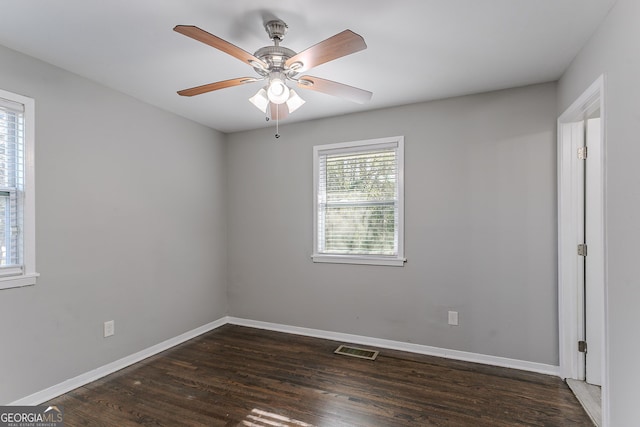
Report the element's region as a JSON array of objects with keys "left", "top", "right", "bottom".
[{"left": 334, "top": 344, "right": 379, "bottom": 361}]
